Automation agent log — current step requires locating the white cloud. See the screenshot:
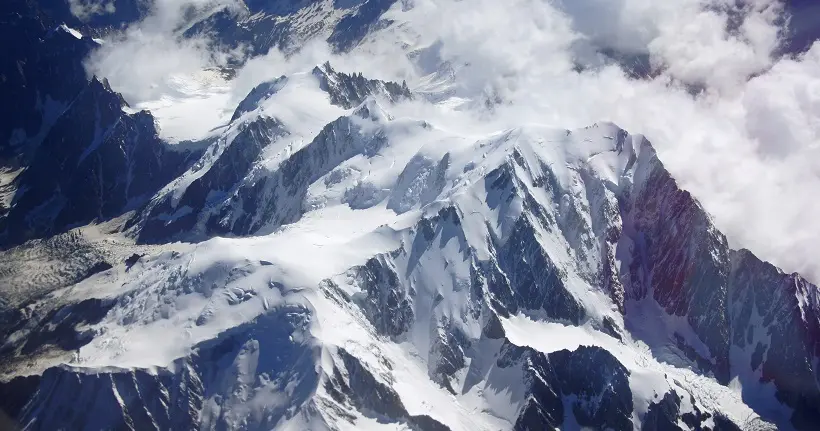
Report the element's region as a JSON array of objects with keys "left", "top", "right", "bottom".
[
  {"left": 69, "top": 0, "right": 117, "bottom": 21},
  {"left": 84, "top": 0, "right": 244, "bottom": 103},
  {"left": 346, "top": 0, "right": 820, "bottom": 281},
  {"left": 86, "top": 0, "right": 820, "bottom": 282}
]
